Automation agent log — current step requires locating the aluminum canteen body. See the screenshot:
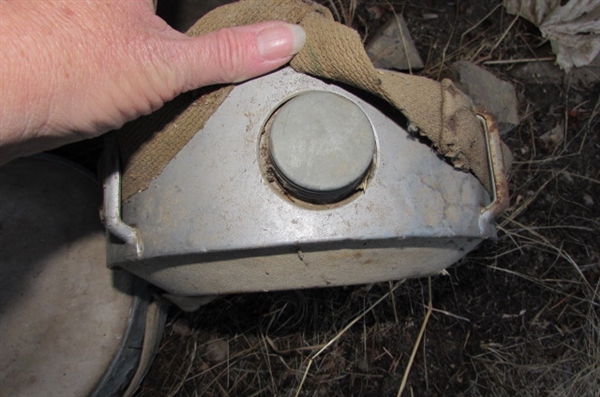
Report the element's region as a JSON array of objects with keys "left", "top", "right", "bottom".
[{"left": 105, "top": 67, "right": 503, "bottom": 297}]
